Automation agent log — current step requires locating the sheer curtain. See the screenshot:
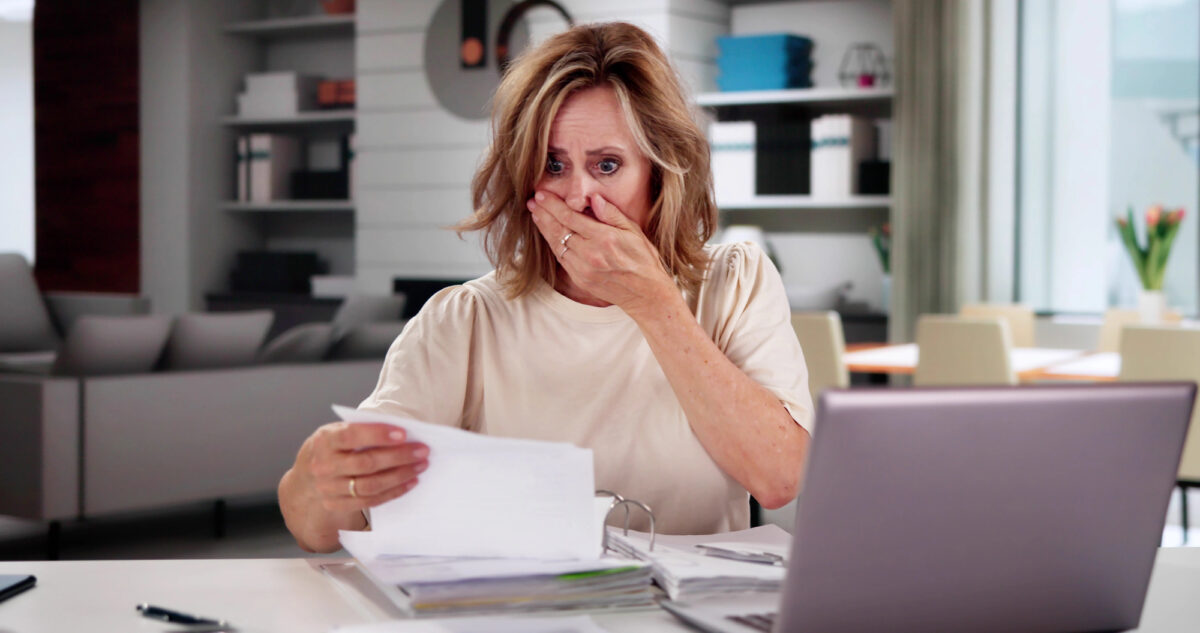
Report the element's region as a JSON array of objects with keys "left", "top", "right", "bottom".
[{"left": 890, "top": 0, "right": 997, "bottom": 342}]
